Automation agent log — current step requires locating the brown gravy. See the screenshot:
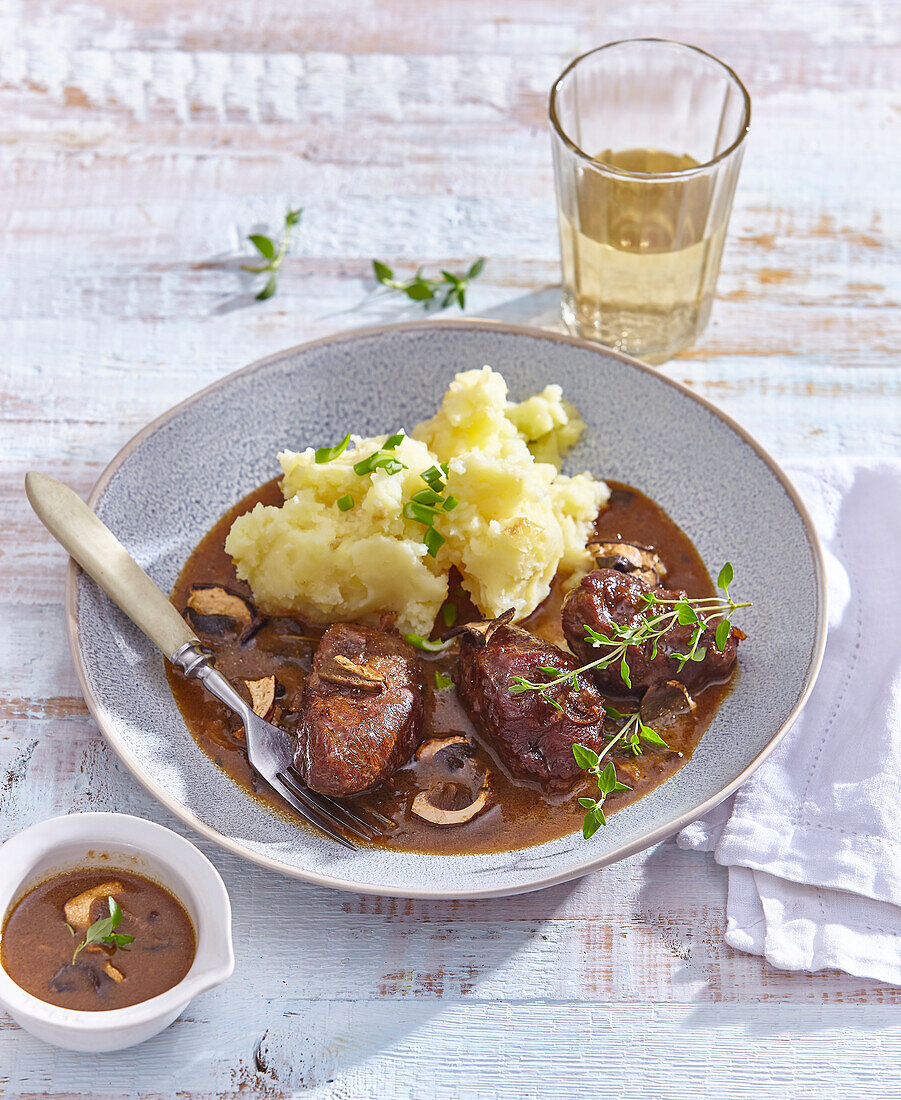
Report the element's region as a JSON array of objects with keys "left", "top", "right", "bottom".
[
  {"left": 1, "top": 868, "right": 196, "bottom": 1011},
  {"left": 167, "top": 481, "right": 732, "bottom": 854}
]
